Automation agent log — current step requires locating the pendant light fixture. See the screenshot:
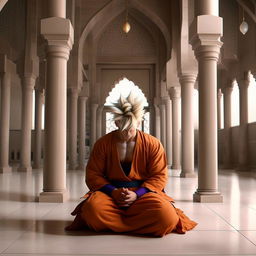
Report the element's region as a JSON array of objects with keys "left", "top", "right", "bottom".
[
  {"left": 240, "top": 8, "right": 248, "bottom": 35},
  {"left": 122, "top": 0, "right": 131, "bottom": 33}
]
